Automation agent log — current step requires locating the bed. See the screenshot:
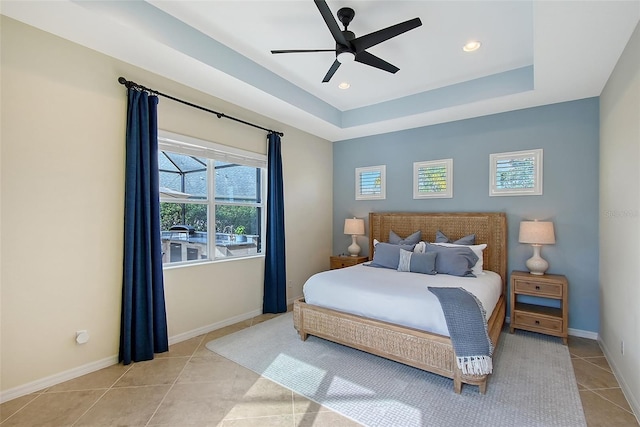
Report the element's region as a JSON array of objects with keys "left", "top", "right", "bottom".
[{"left": 293, "top": 212, "right": 507, "bottom": 394}]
